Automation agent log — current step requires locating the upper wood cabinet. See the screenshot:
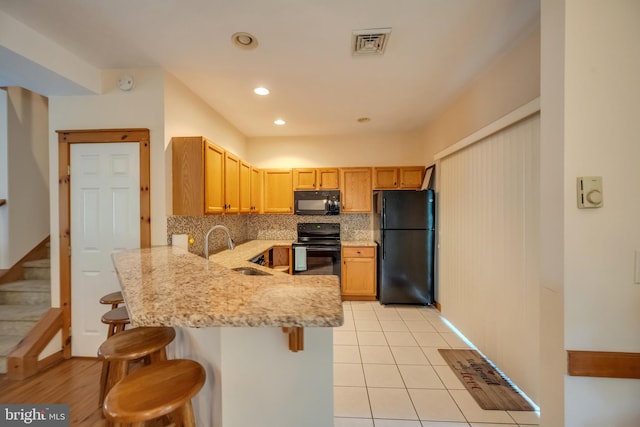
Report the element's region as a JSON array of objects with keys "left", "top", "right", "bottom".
[
  {"left": 250, "top": 167, "right": 263, "bottom": 213},
  {"left": 293, "top": 168, "right": 339, "bottom": 190},
  {"left": 340, "top": 167, "right": 372, "bottom": 213},
  {"left": 239, "top": 160, "right": 252, "bottom": 214},
  {"left": 373, "top": 166, "right": 425, "bottom": 189},
  {"left": 204, "top": 141, "right": 226, "bottom": 214},
  {"left": 372, "top": 167, "right": 397, "bottom": 189},
  {"left": 263, "top": 169, "right": 293, "bottom": 213},
  {"left": 224, "top": 152, "right": 240, "bottom": 213},
  {"left": 172, "top": 136, "right": 225, "bottom": 215}
]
